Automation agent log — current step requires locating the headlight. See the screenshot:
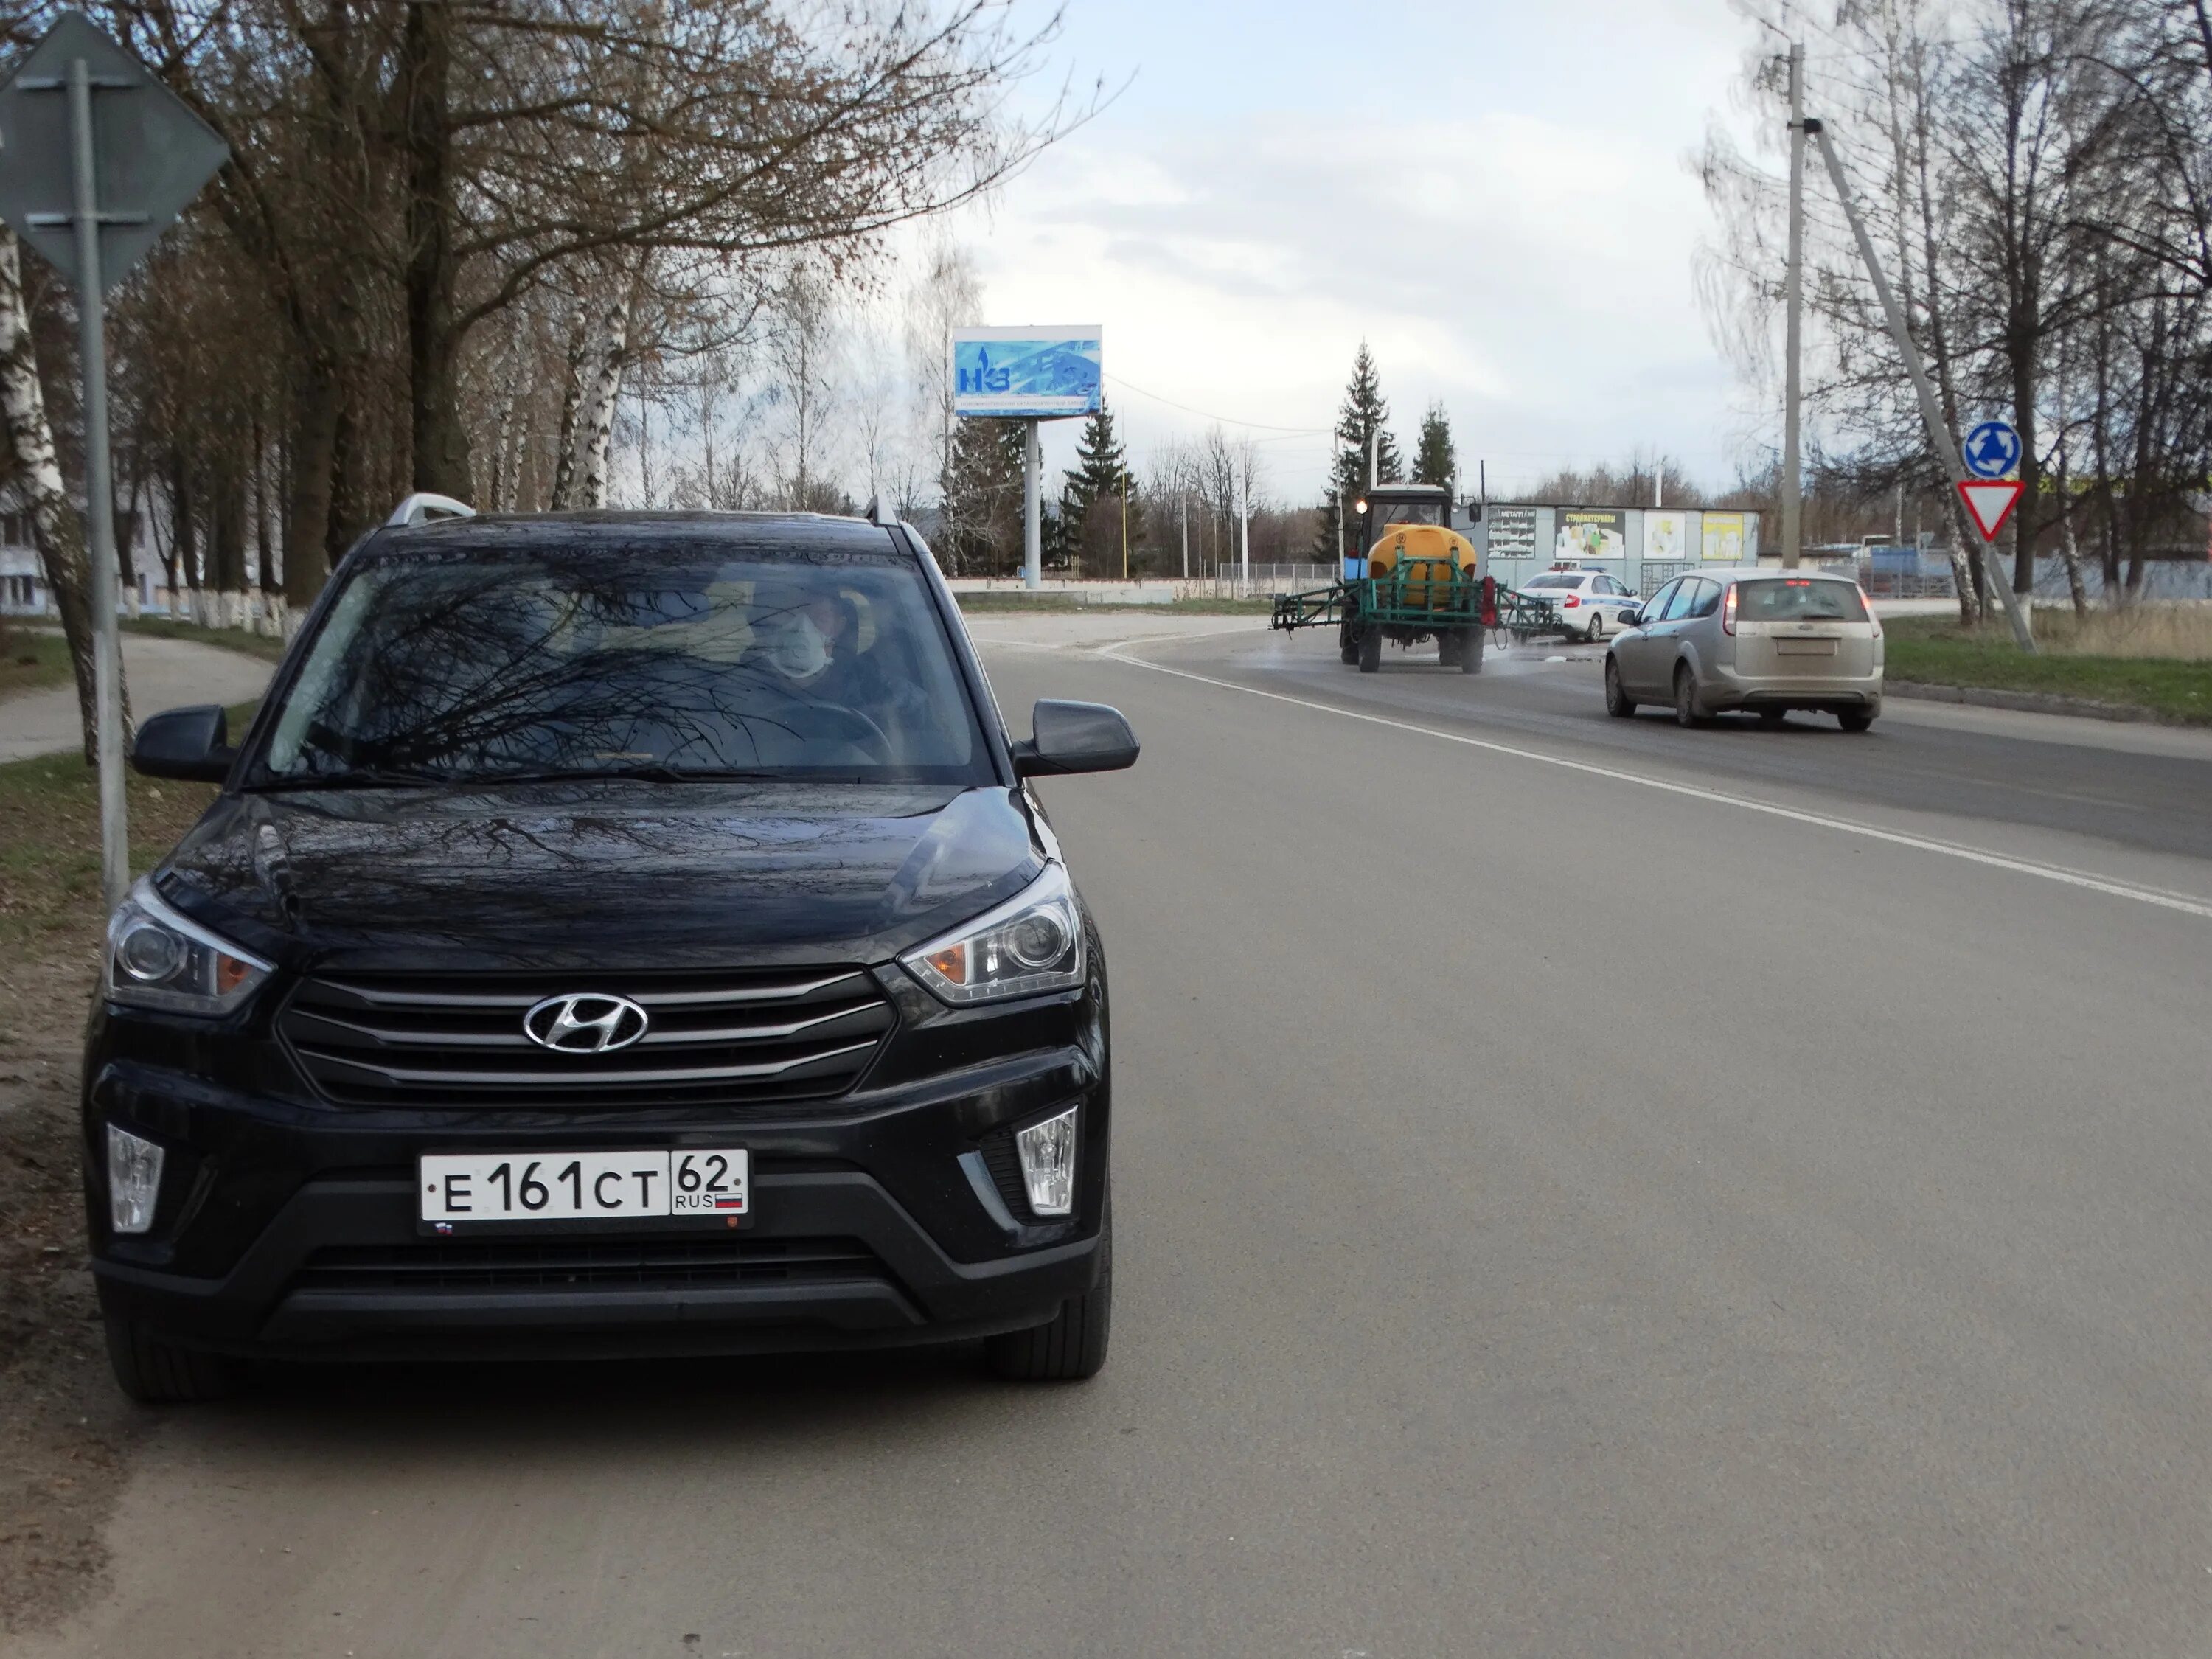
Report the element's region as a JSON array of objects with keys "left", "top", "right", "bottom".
[
  {"left": 103, "top": 877, "right": 273, "bottom": 1016},
  {"left": 902, "top": 863, "right": 1085, "bottom": 1006}
]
